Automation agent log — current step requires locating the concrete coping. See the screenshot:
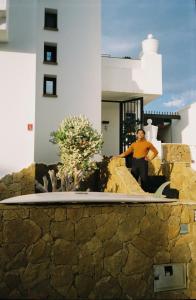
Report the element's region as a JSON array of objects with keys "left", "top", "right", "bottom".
[{"left": 0, "top": 192, "right": 177, "bottom": 204}]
